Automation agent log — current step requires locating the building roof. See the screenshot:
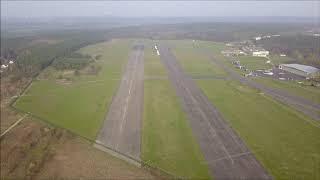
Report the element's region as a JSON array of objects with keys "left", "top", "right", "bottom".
[{"left": 281, "top": 64, "right": 320, "bottom": 74}]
